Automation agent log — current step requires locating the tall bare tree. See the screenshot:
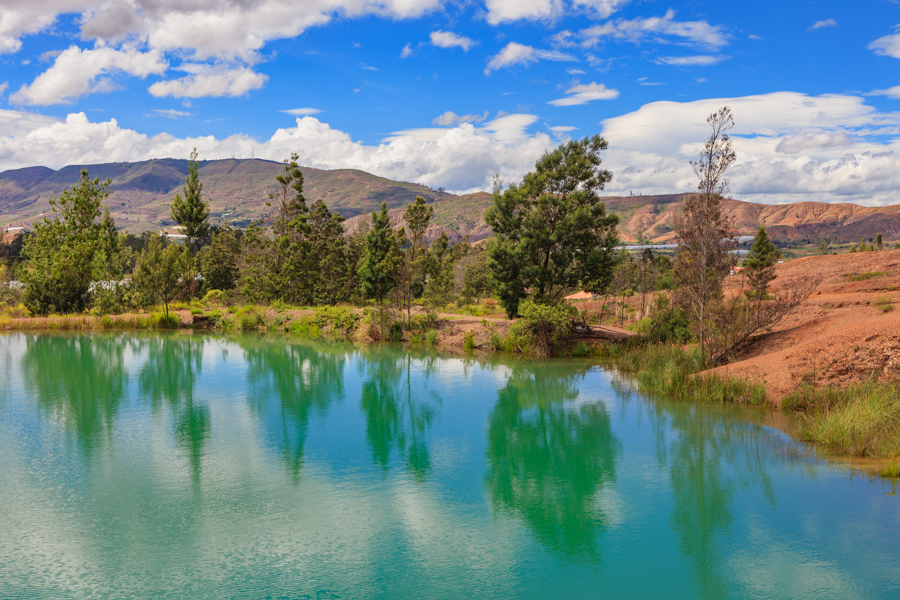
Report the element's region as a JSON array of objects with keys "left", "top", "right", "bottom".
[{"left": 673, "top": 106, "right": 738, "bottom": 358}]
